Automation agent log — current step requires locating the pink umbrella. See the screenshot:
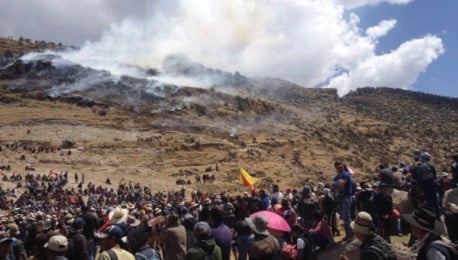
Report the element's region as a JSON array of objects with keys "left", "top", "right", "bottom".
[{"left": 249, "top": 210, "right": 291, "bottom": 232}]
